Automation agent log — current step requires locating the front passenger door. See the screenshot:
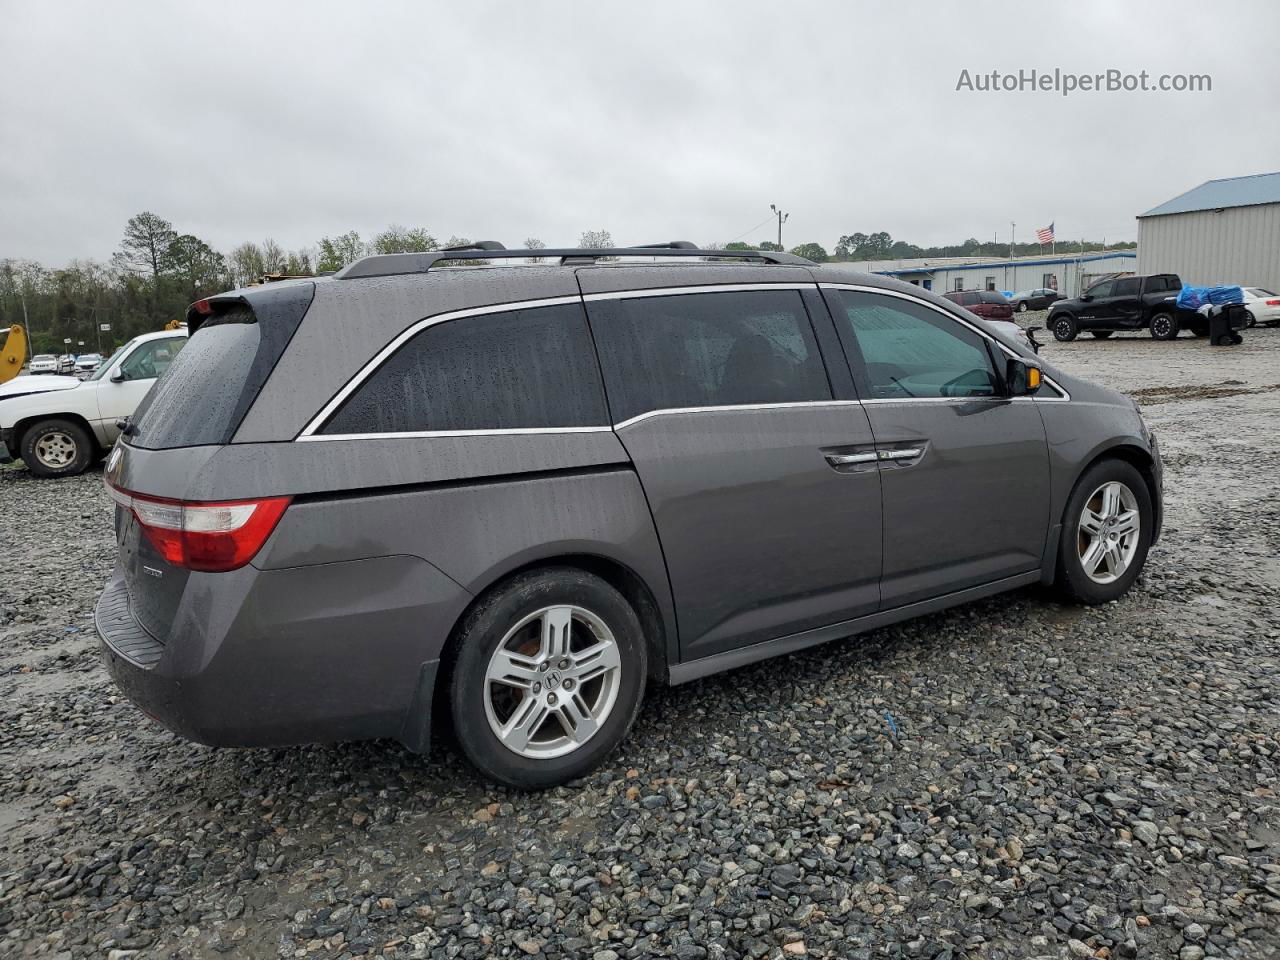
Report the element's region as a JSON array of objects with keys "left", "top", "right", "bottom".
[{"left": 822, "top": 287, "right": 1050, "bottom": 608}]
